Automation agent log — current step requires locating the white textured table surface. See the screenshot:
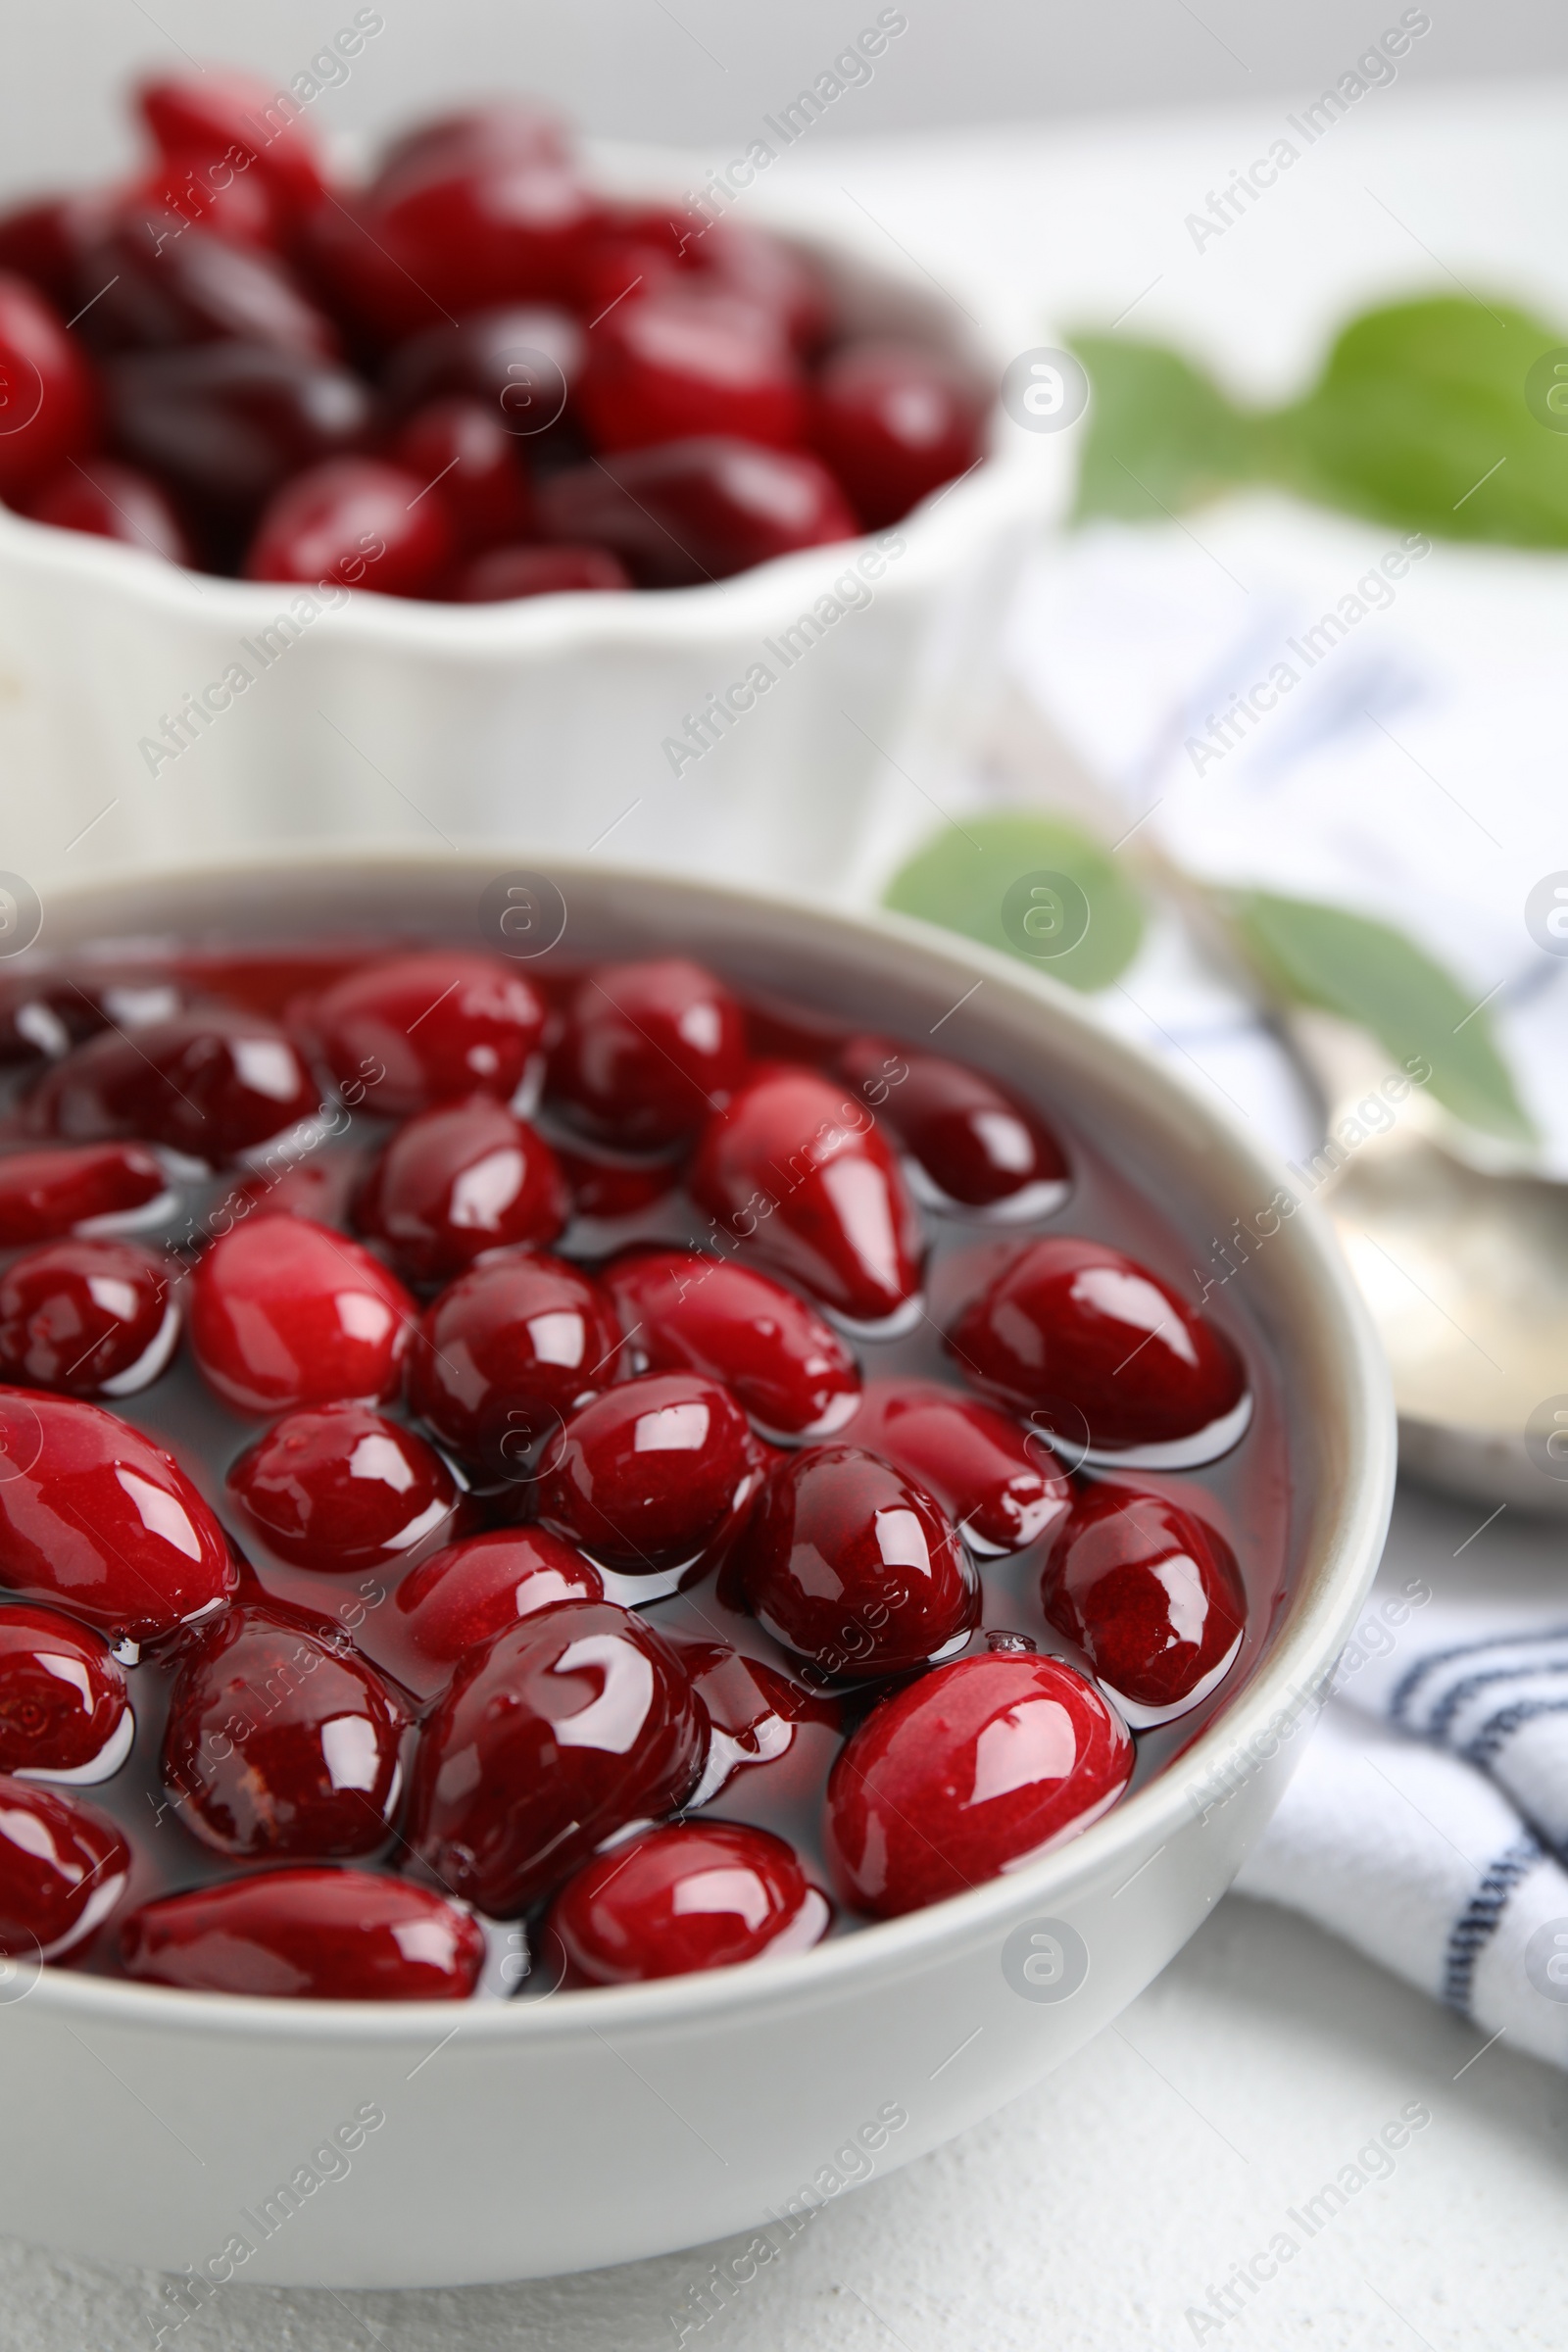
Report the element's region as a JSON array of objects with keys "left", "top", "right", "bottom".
[{"left": 10, "top": 81, "right": 1568, "bottom": 2347}]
